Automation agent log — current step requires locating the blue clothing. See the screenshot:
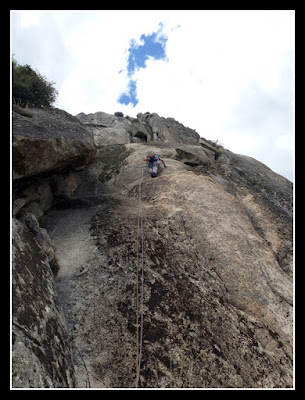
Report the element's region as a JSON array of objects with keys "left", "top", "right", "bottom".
[{"left": 146, "top": 155, "right": 160, "bottom": 177}]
